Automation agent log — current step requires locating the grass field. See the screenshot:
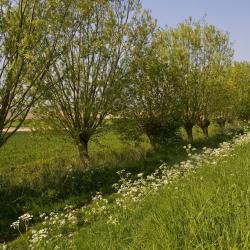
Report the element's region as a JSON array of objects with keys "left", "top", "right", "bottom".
[
  {"left": 0, "top": 123, "right": 246, "bottom": 247},
  {"left": 0, "top": 130, "right": 150, "bottom": 171},
  {"left": 4, "top": 128, "right": 250, "bottom": 249},
  {"left": 0, "top": 123, "right": 233, "bottom": 170}
]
